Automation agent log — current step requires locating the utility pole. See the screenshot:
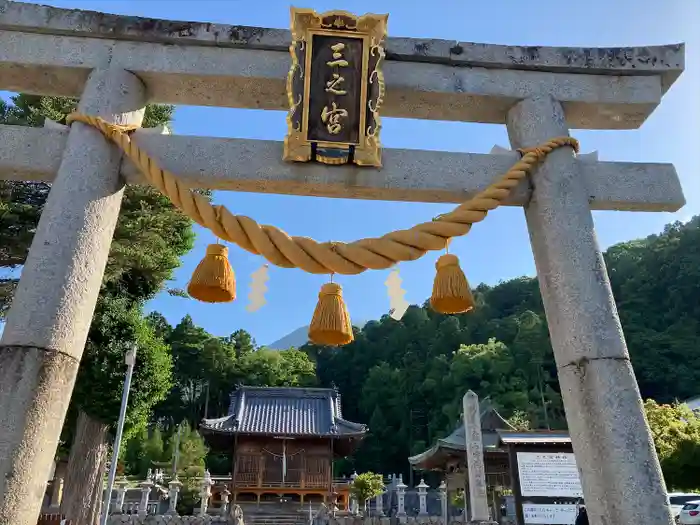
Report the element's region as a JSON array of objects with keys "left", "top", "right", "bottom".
[{"left": 99, "top": 344, "right": 137, "bottom": 525}]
